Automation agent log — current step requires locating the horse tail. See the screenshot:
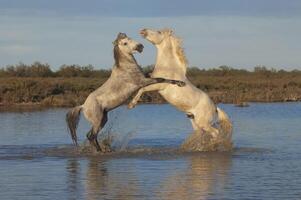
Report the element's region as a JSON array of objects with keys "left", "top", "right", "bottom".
[
  {"left": 66, "top": 105, "right": 83, "bottom": 146},
  {"left": 216, "top": 107, "right": 233, "bottom": 138}
]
